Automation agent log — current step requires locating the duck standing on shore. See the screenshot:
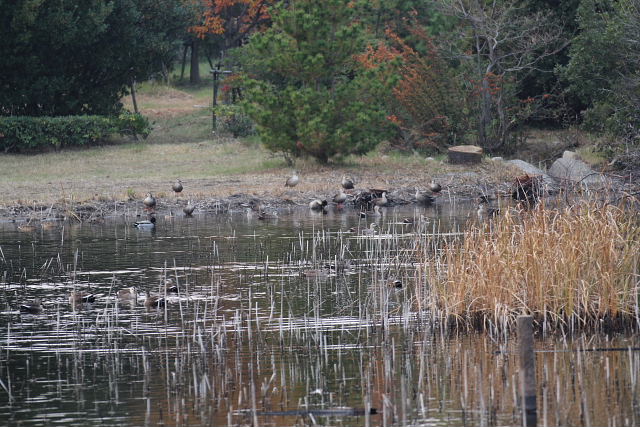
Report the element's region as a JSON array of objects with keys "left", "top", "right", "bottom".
[
  {"left": 143, "top": 193, "right": 156, "bottom": 212},
  {"left": 285, "top": 171, "right": 299, "bottom": 187},
  {"left": 429, "top": 181, "right": 442, "bottom": 194},
  {"left": 172, "top": 179, "right": 183, "bottom": 196},
  {"left": 332, "top": 188, "right": 348, "bottom": 208},
  {"left": 341, "top": 176, "right": 354, "bottom": 191}
]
